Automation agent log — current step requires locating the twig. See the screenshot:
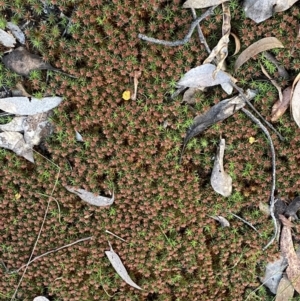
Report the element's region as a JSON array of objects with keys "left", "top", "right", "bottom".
[
  {"left": 138, "top": 6, "right": 217, "bottom": 46},
  {"left": 231, "top": 81, "right": 284, "bottom": 141},
  {"left": 228, "top": 212, "right": 261, "bottom": 235},
  {"left": 190, "top": 8, "right": 211, "bottom": 53},
  {"left": 105, "top": 230, "right": 126, "bottom": 242},
  {"left": 10, "top": 237, "right": 92, "bottom": 274},
  {"left": 241, "top": 108, "right": 277, "bottom": 250}
]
